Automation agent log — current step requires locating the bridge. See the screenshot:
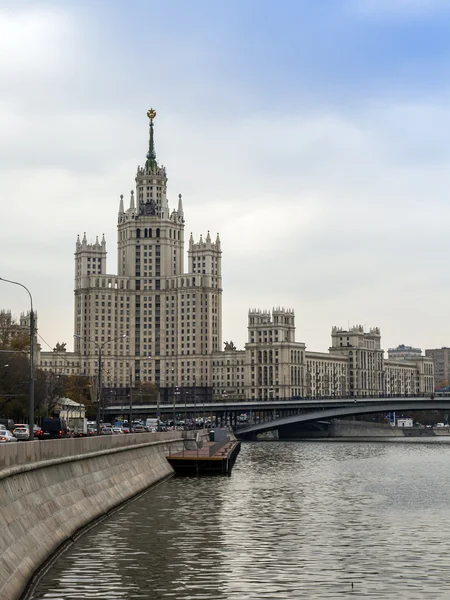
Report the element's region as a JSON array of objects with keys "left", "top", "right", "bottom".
[
  {"left": 235, "top": 396, "right": 450, "bottom": 439},
  {"left": 103, "top": 395, "right": 449, "bottom": 429}
]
